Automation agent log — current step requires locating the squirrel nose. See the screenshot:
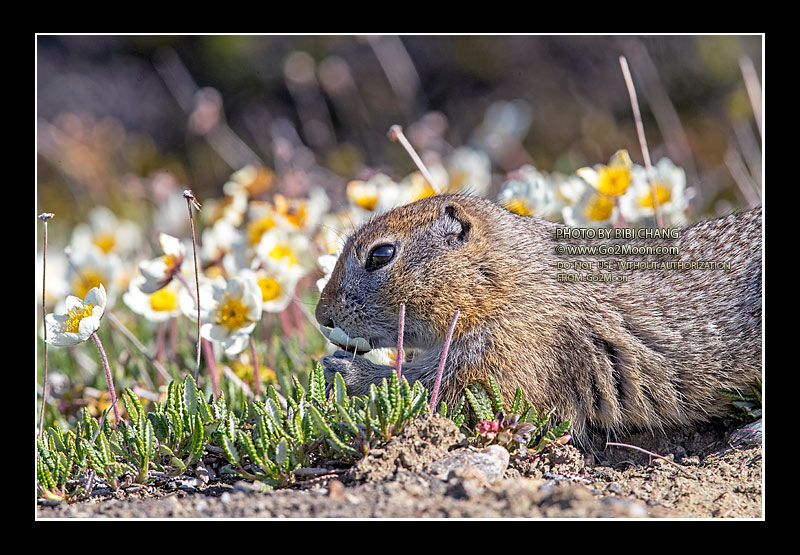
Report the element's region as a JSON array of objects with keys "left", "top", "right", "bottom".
[{"left": 315, "top": 299, "right": 334, "bottom": 328}]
